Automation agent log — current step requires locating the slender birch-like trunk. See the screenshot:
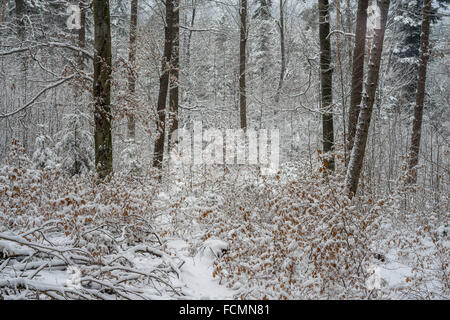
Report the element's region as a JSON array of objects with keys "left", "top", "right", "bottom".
[
  {"left": 407, "top": 0, "right": 432, "bottom": 184},
  {"left": 345, "top": 0, "right": 390, "bottom": 197}
]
